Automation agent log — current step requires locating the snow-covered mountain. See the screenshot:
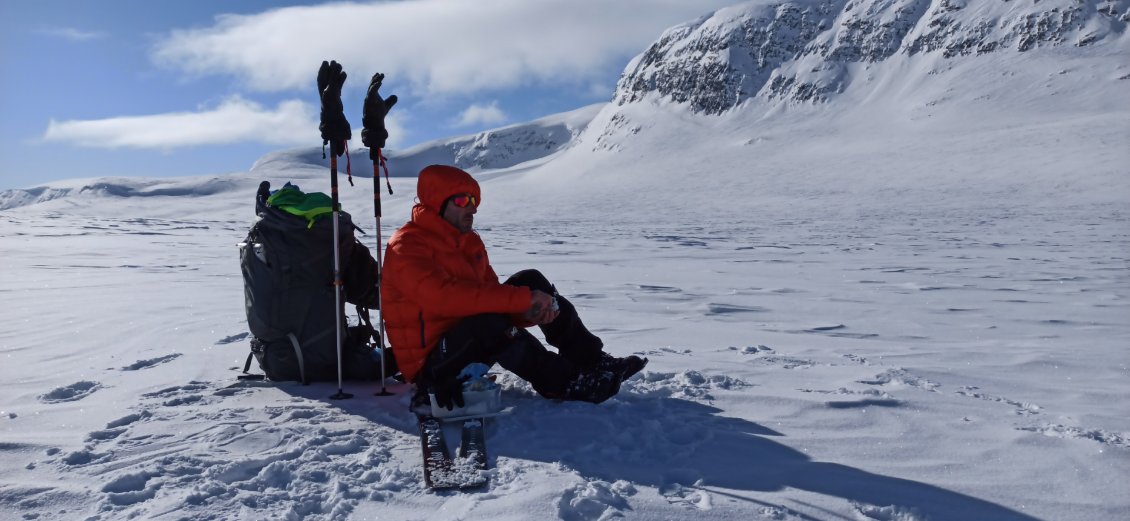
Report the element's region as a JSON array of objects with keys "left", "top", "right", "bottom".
[
  {"left": 0, "top": 104, "right": 601, "bottom": 211},
  {"left": 560, "top": 0, "right": 1129, "bottom": 213},
  {"left": 614, "top": 0, "right": 1129, "bottom": 111},
  {"left": 381, "top": 103, "right": 602, "bottom": 176},
  {"left": 248, "top": 103, "right": 602, "bottom": 179},
  {"left": 0, "top": 175, "right": 250, "bottom": 213}
]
